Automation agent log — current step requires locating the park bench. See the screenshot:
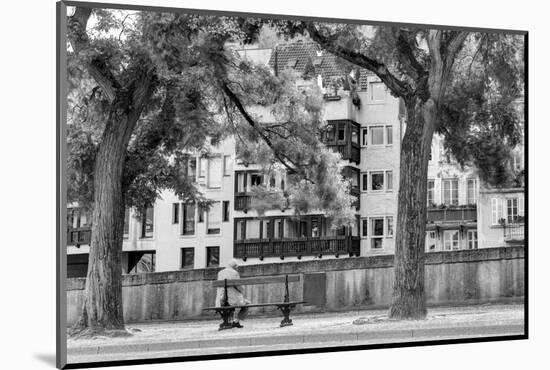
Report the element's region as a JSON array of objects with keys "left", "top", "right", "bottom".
[{"left": 203, "top": 274, "right": 305, "bottom": 330}]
